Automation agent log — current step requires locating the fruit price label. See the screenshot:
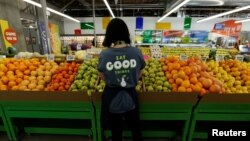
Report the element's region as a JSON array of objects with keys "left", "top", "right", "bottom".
[
  {"left": 47, "top": 54, "right": 55, "bottom": 61},
  {"left": 0, "top": 55, "right": 6, "bottom": 59},
  {"left": 66, "top": 55, "right": 75, "bottom": 61},
  {"left": 216, "top": 55, "right": 224, "bottom": 62},
  {"left": 235, "top": 55, "right": 244, "bottom": 62},
  {"left": 201, "top": 56, "right": 208, "bottom": 62},
  {"left": 180, "top": 54, "right": 188, "bottom": 61}
]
